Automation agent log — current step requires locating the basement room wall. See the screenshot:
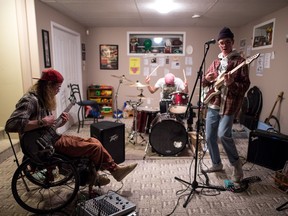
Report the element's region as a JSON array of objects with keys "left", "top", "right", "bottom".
[
  {"left": 34, "top": 0, "right": 87, "bottom": 83},
  {"left": 34, "top": 1, "right": 288, "bottom": 134},
  {"left": 85, "top": 26, "right": 234, "bottom": 113},
  {"left": 0, "top": 1, "right": 24, "bottom": 127},
  {"left": 238, "top": 6, "right": 288, "bottom": 134}
]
